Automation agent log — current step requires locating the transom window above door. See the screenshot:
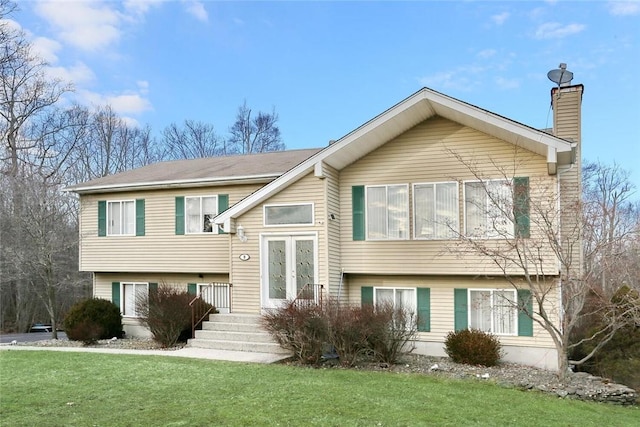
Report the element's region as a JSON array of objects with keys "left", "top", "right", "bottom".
[
  {"left": 264, "top": 203, "right": 314, "bottom": 226},
  {"left": 186, "top": 196, "right": 218, "bottom": 234}
]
